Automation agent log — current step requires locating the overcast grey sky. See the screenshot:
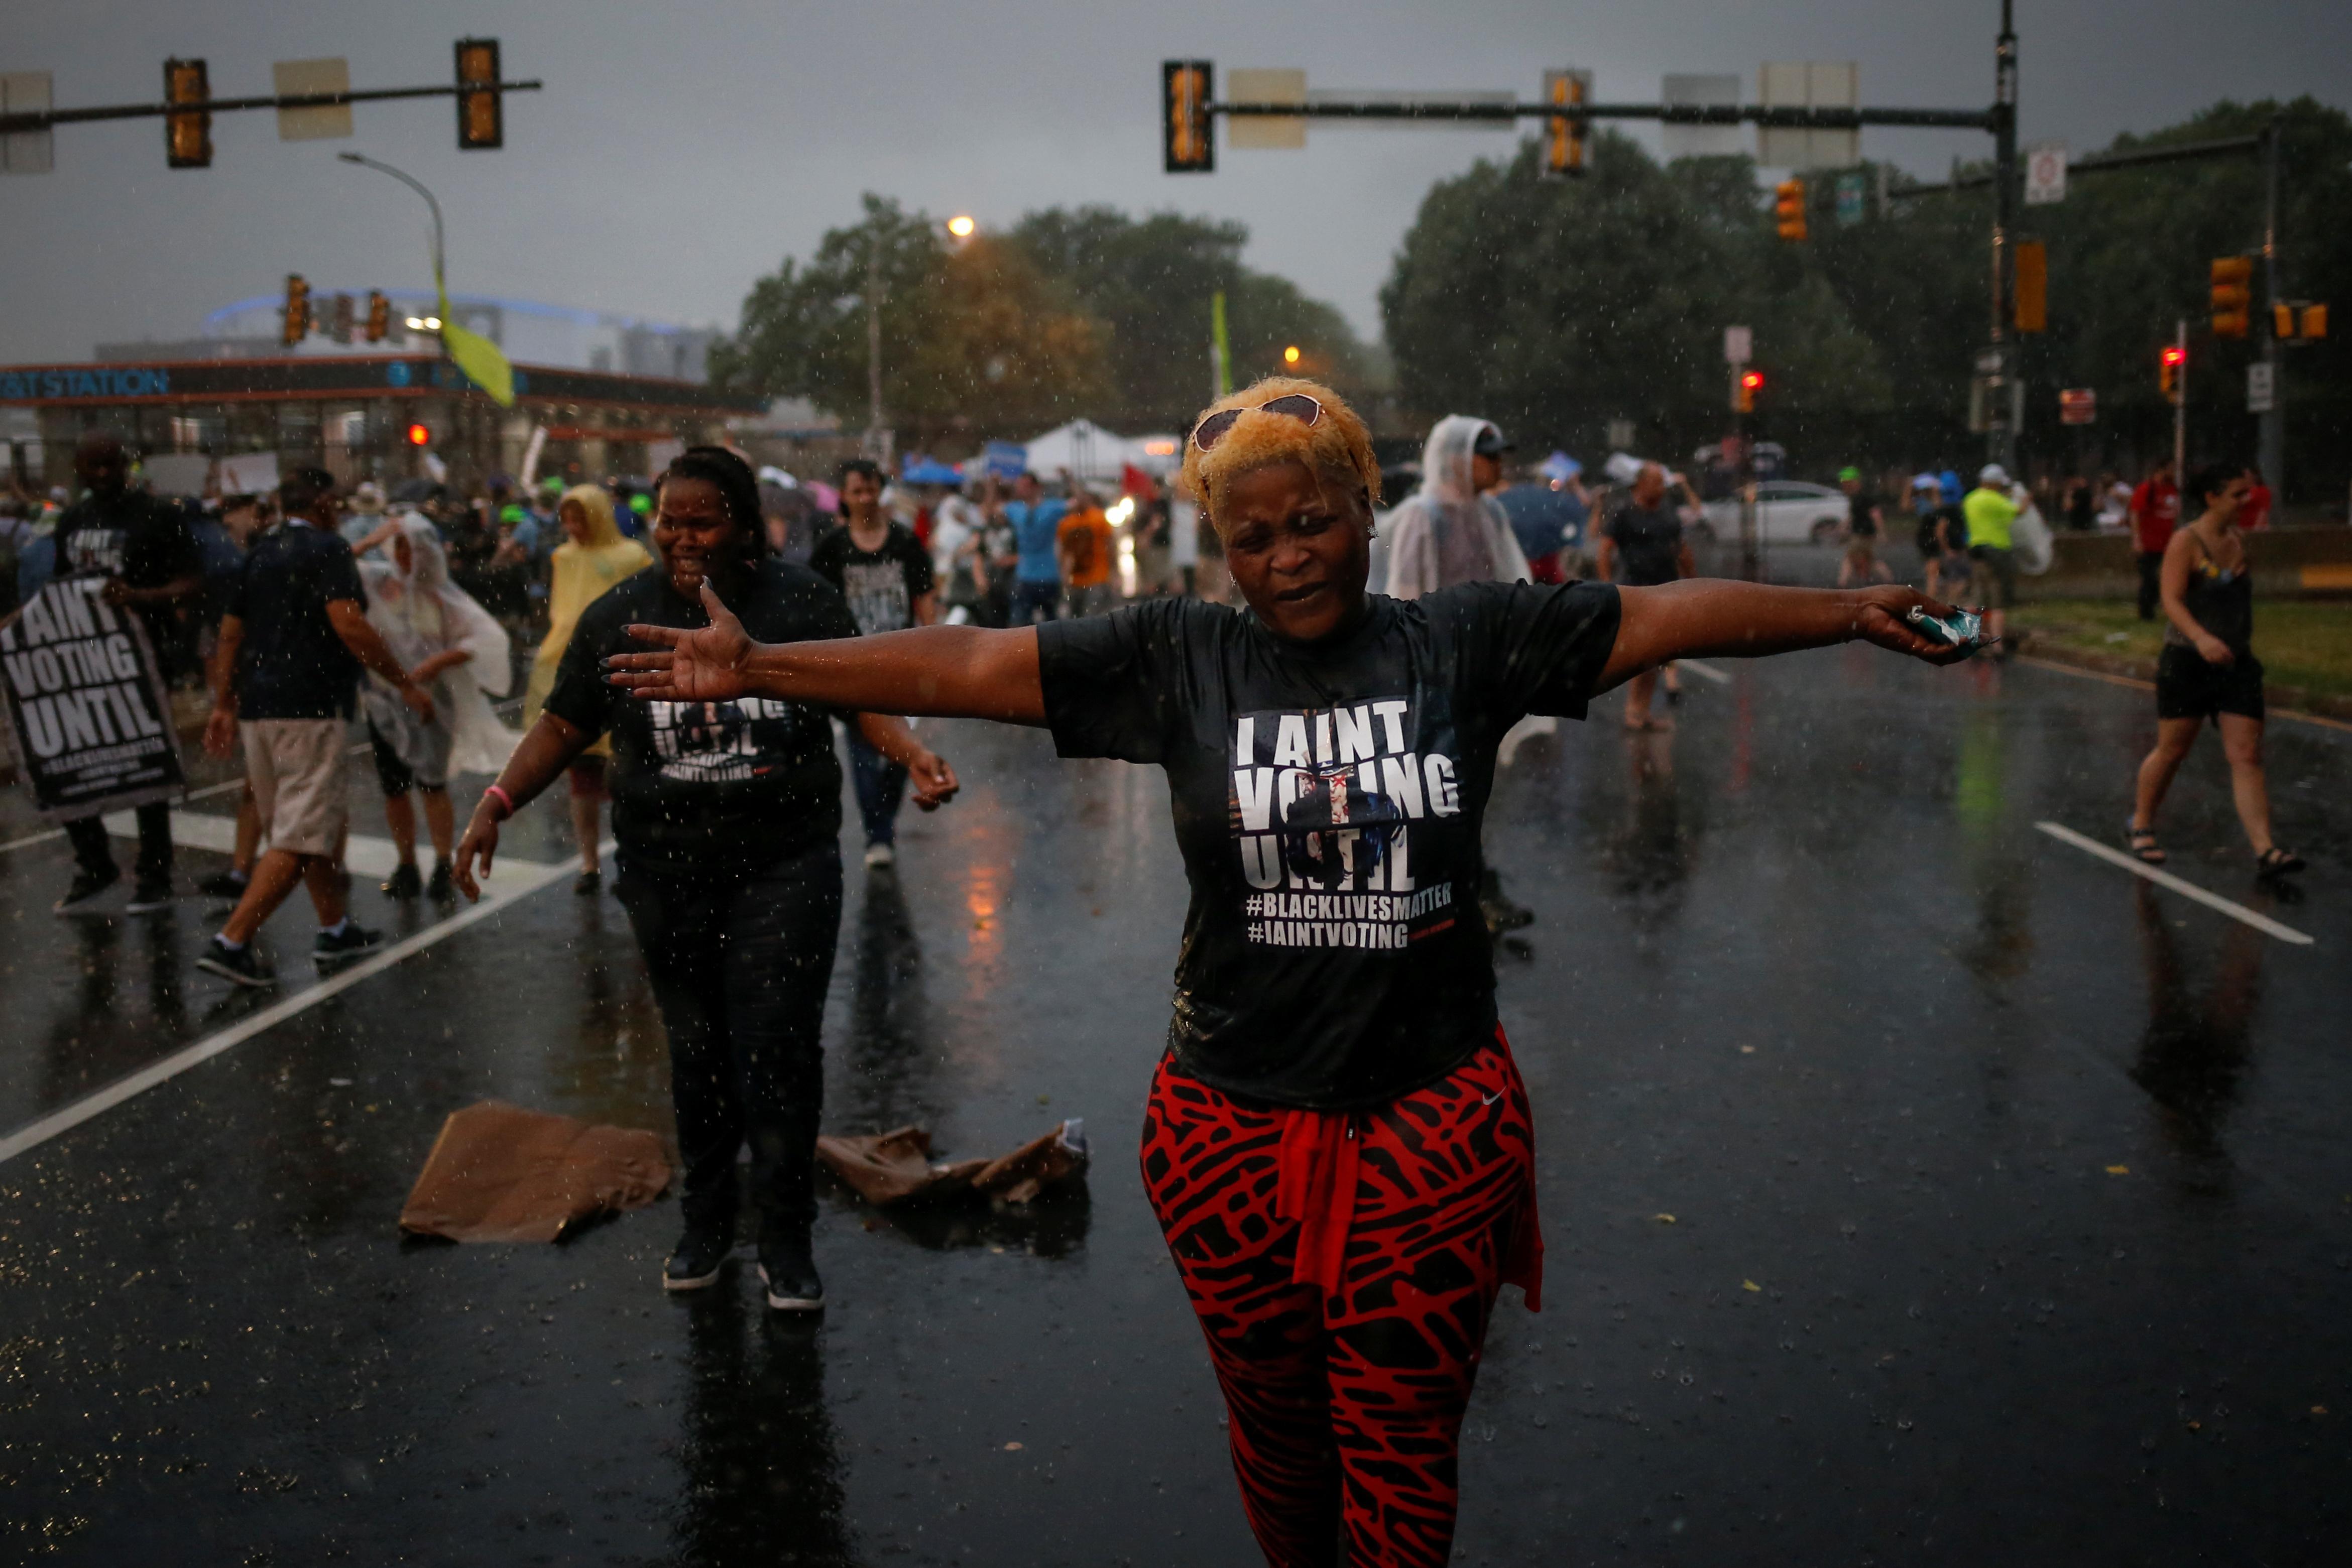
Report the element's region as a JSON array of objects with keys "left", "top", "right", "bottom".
[{"left": 5, "top": 0, "right": 2346, "bottom": 367}]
